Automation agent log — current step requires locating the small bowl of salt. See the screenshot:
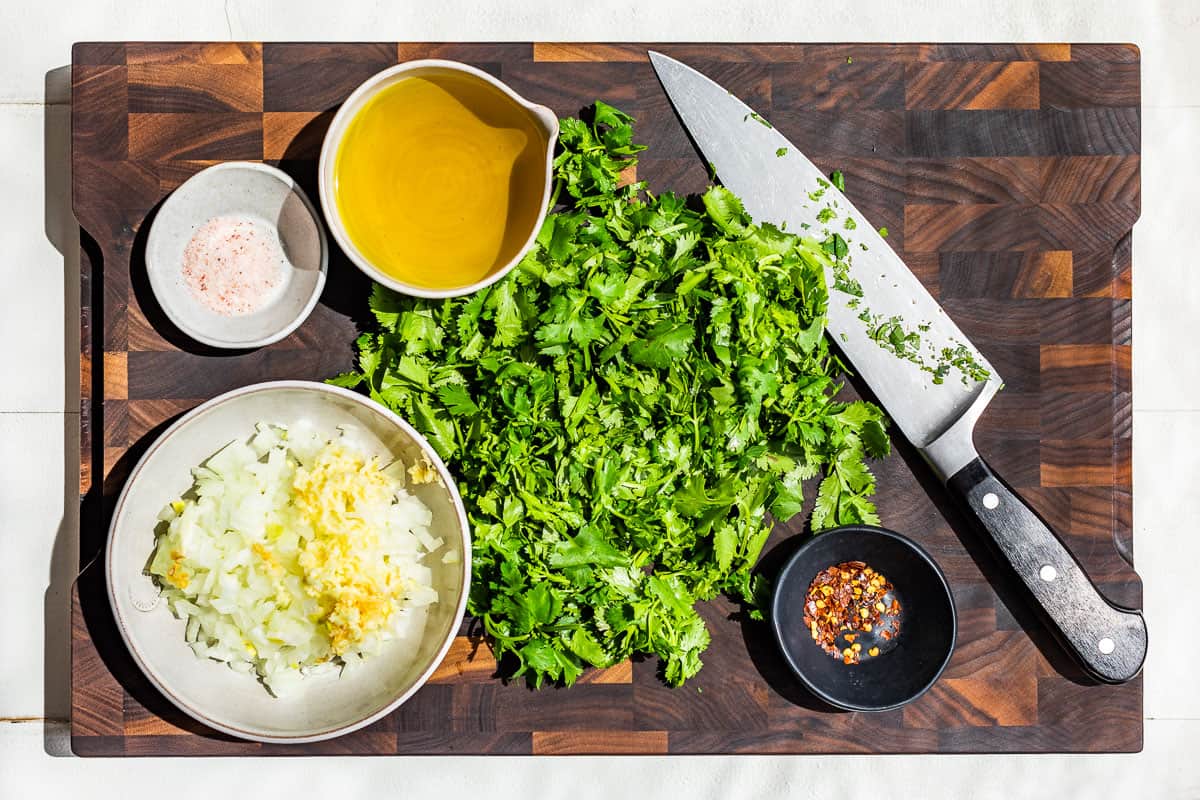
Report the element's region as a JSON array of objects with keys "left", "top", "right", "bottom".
[{"left": 146, "top": 162, "right": 328, "bottom": 349}]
